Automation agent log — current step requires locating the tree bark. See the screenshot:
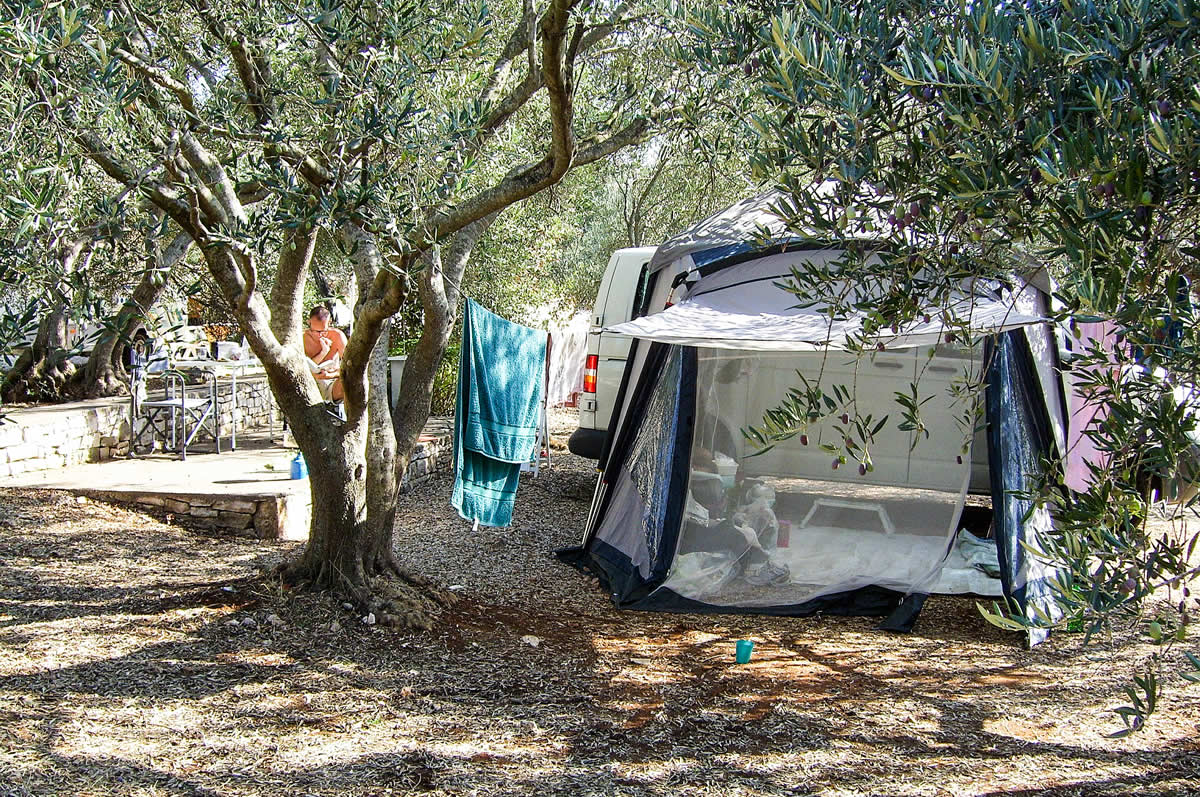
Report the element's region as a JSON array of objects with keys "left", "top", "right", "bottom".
[
  {"left": 341, "top": 223, "right": 400, "bottom": 542},
  {"left": 310, "top": 259, "right": 336, "bottom": 302},
  {"left": 1, "top": 308, "right": 74, "bottom": 403},
  {"left": 78, "top": 230, "right": 191, "bottom": 398},
  {"left": 251, "top": 223, "right": 453, "bottom": 627},
  {"left": 392, "top": 213, "right": 498, "bottom": 472},
  {"left": 2, "top": 238, "right": 92, "bottom": 403}
]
